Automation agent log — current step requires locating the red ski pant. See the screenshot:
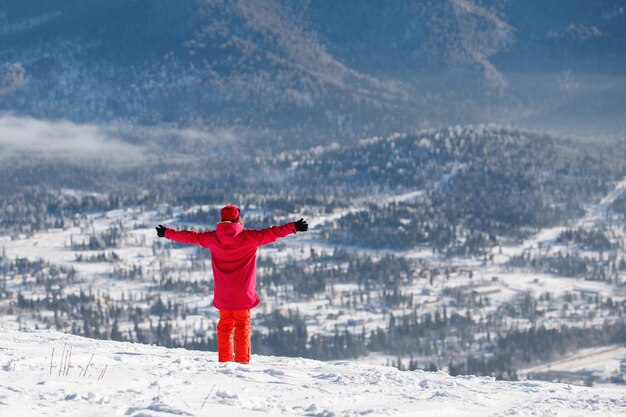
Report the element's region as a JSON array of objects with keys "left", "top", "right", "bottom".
[{"left": 217, "top": 309, "right": 251, "bottom": 363}]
